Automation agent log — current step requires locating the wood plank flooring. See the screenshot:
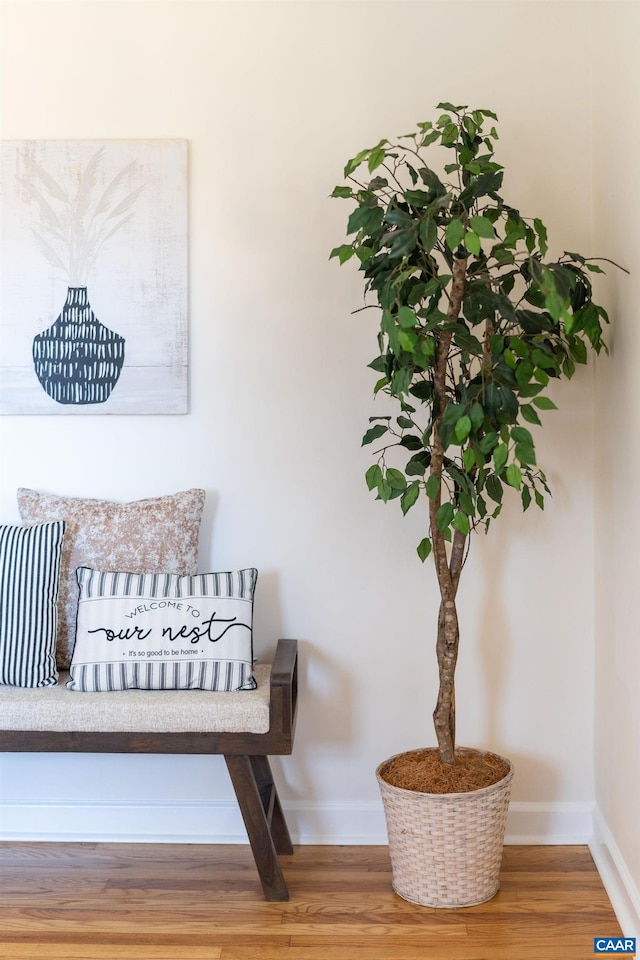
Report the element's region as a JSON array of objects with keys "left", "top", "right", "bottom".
[{"left": 0, "top": 843, "right": 622, "bottom": 959}]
